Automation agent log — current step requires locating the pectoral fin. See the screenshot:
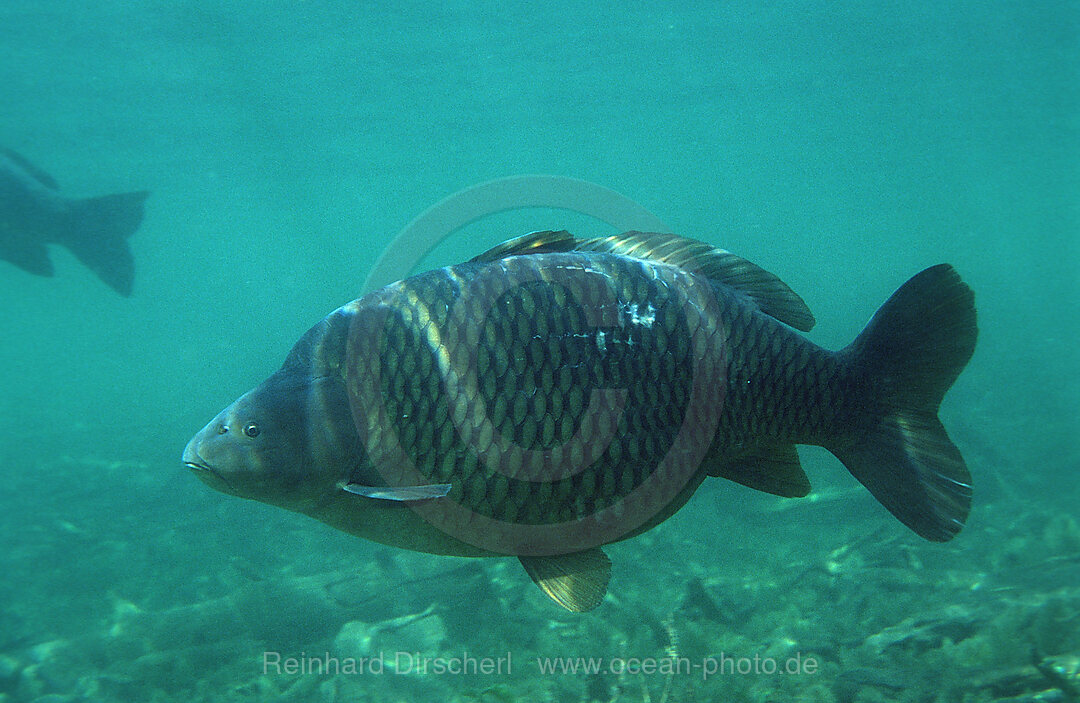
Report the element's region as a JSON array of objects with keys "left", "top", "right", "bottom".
[
  {"left": 341, "top": 483, "right": 452, "bottom": 501},
  {"left": 519, "top": 548, "right": 611, "bottom": 612}
]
